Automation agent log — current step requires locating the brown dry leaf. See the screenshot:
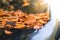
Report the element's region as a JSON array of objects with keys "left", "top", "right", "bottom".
[
  {"left": 2, "top": 21, "right": 6, "bottom": 26},
  {"left": 19, "top": 18, "right": 26, "bottom": 22},
  {"left": 24, "top": 14, "right": 36, "bottom": 24},
  {"left": 14, "top": 23, "right": 25, "bottom": 29},
  {"left": 22, "top": 3, "right": 30, "bottom": 7},
  {"left": 25, "top": 24, "right": 33, "bottom": 28},
  {"left": 4, "top": 30, "right": 12, "bottom": 35},
  {"left": 5, "top": 24, "right": 13, "bottom": 28},
  {"left": 18, "top": 11, "right": 25, "bottom": 18},
  {"left": 22, "top": 0, "right": 30, "bottom": 7},
  {"left": 0, "top": 26, "right": 5, "bottom": 28},
  {"left": 0, "top": 11, "right": 4, "bottom": 16},
  {"left": 35, "top": 14, "right": 41, "bottom": 19},
  {"left": 0, "top": 10, "right": 50, "bottom": 30},
  {"left": 34, "top": 25, "right": 42, "bottom": 29},
  {"left": 37, "top": 19, "right": 46, "bottom": 24}
]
